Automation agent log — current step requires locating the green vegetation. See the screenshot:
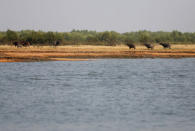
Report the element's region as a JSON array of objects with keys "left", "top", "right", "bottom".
[{"left": 0, "top": 30, "right": 195, "bottom": 45}]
